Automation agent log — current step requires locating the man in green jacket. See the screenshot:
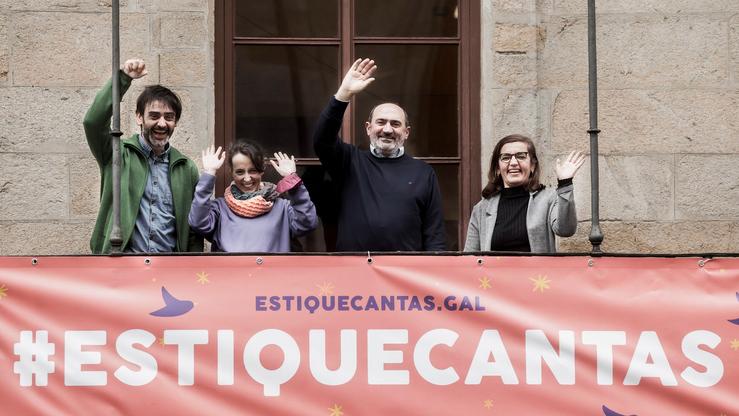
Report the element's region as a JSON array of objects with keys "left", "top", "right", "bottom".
[{"left": 83, "top": 58, "right": 203, "bottom": 254}]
